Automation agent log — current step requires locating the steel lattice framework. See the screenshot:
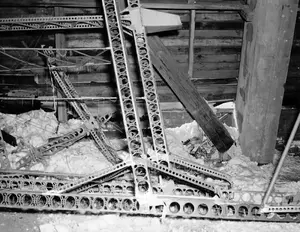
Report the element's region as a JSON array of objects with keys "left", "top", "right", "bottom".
[{"left": 0, "top": 0, "right": 299, "bottom": 222}]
